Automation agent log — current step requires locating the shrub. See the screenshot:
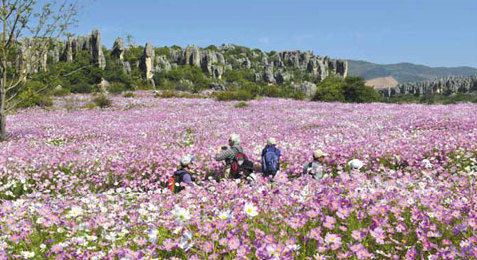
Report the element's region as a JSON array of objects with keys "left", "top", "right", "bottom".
[
  {"left": 71, "top": 83, "right": 95, "bottom": 93},
  {"left": 123, "top": 92, "right": 136, "bottom": 98},
  {"left": 313, "top": 76, "right": 346, "bottom": 102},
  {"left": 85, "top": 103, "right": 96, "bottom": 110},
  {"left": 17, "top": 89, "right": 53, "bottom": 108},
  {"left": 92, "top": 95, "right": 112, "bottom": 108},
  {"left": 52, "top": 87, "right": 71, "bottom": 97},
  {"left": 313, "top": 76, "right": 380, "bottom": 103},
  {"left": 214, "top": 90, "right": 254, "bottom": 101},
  {"left": 234, "top": 101, "right": 249, "bottom": 108},
  {"left": 342, "top": 76, "right": 381, "bottom": 103},
  {"left": 154, "top": 91, "right": 204, "bottom": 99},
  {"left": 108, "top": 82, "right": 127, "bottom": 94}
]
